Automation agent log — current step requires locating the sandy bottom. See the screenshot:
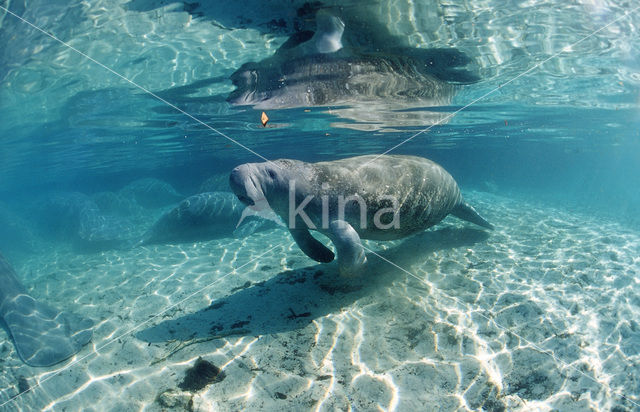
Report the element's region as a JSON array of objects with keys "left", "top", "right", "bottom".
[{"left": 1, "top": 191, "right": 639, "bottom": 411}]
